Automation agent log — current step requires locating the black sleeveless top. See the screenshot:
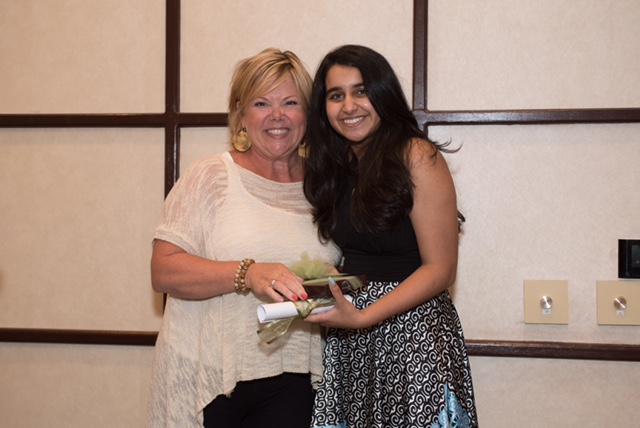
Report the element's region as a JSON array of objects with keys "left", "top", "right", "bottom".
[{"left": 334, "top": 163, "right": 421, "bottom": 282}]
